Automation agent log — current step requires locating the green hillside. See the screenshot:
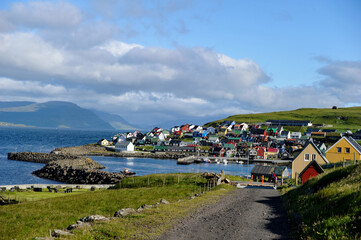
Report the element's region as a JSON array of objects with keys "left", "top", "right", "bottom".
[
  {"left": 283, "top": 164, "right": 361, "bottom": 239},
  {"left": 205, "top": 107, "right": 361, "bottom": 131}
]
